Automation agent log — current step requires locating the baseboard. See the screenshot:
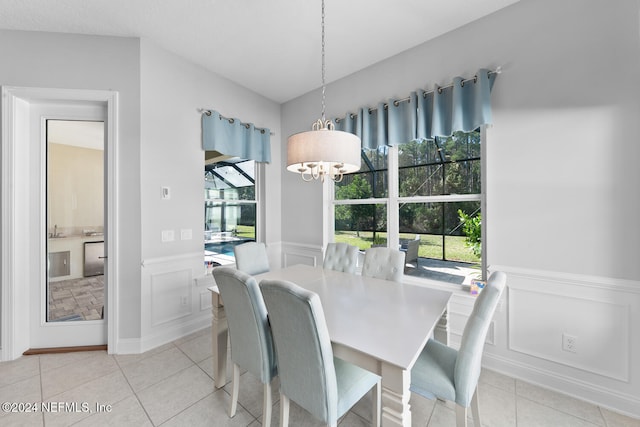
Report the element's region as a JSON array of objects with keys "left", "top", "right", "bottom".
[
  {"left": 113, "top": 315, "right": 211, "bottom": 355},
  {"left": 483, "top": 353, "right": 640, "bottom": 419}
]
